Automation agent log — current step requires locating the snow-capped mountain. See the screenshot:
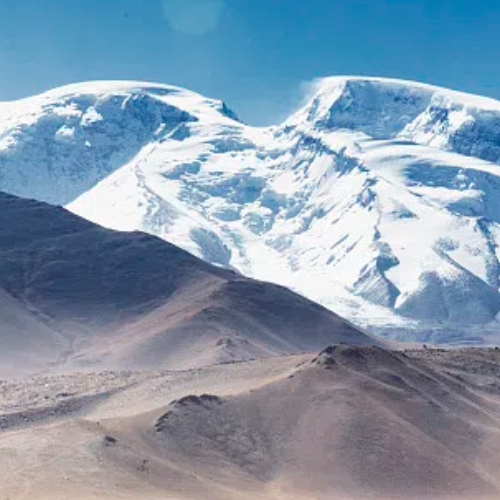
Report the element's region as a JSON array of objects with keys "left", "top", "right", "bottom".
[
  {"left": 2, "top": 77, "right": 500, "bottom": 342},
  {"left": 0, "top": 81, "right": 236, "bottom": 205}
]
